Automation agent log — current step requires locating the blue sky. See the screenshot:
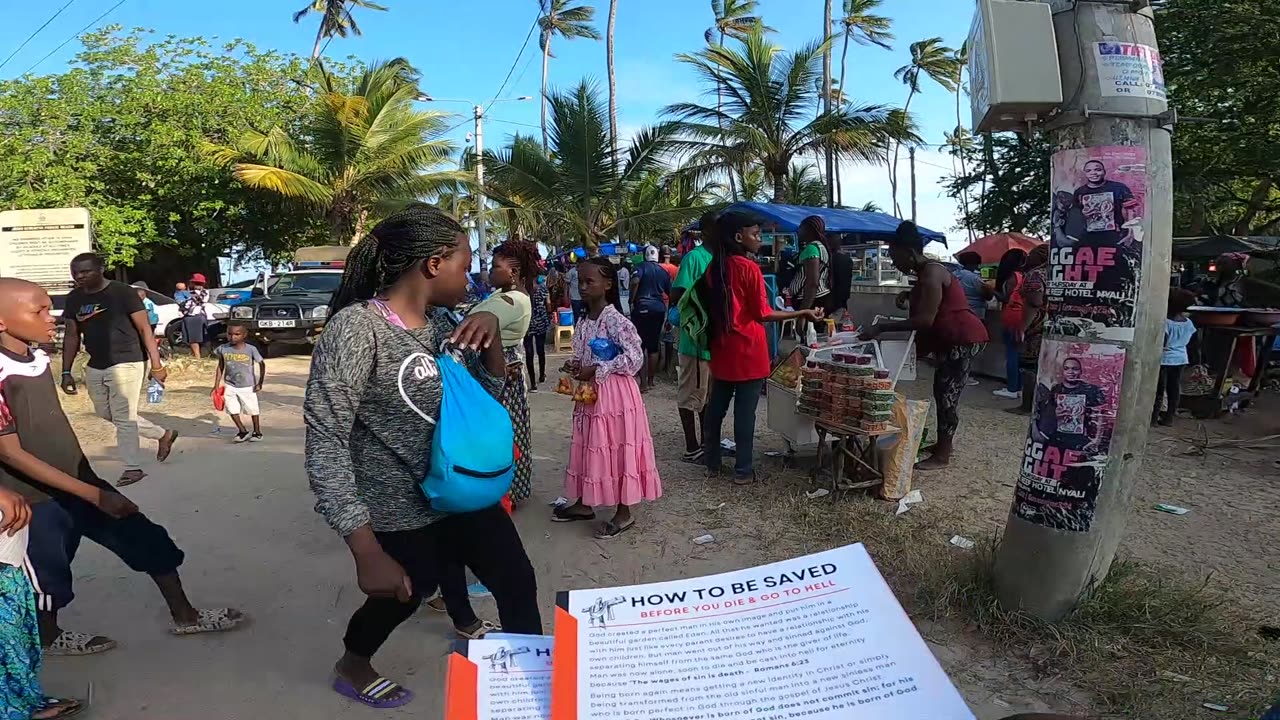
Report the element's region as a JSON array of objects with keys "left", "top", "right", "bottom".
[{"left": 2, "top": 0, "right": 976, "bottom": 241}]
